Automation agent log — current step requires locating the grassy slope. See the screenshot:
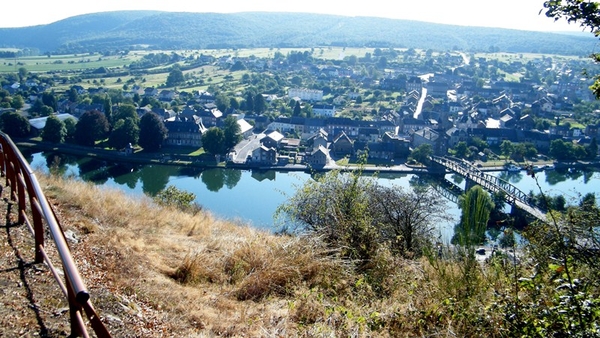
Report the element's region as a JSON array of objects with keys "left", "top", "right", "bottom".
[{"left": 6, "top": 171, "right": 594, "bottom": 336}]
